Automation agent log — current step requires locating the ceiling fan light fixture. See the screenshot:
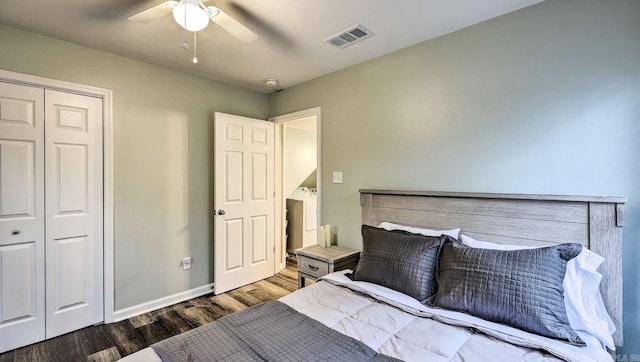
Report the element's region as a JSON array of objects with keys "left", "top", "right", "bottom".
[{"left": 173, "top": 0, "right": 209, "bottom": 32}]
